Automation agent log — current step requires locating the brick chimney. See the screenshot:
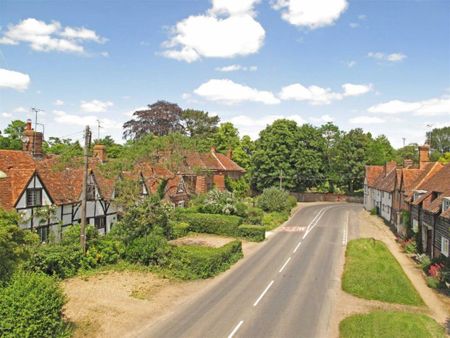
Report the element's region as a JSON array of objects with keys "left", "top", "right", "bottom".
[
  {"left": 418, "top": 144, "right": 430, "bottom": 169},
  {"left": 93, "top": 144, "right": 107, "bottom": 163},
  {"left": 384, "top": 160, "right": 397, "bottom": 176},
  {"left": 22, "top": 119, "right": 43, "bottom": 158},
  {"left": 226, "top": 148, "right": 233, "bottom": 159},
  {"left": 403, "top": 159, "right": 414, "bottom": 168},
  {"left": 211, "top": 146, "right": 216, "bottom": 153}
]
